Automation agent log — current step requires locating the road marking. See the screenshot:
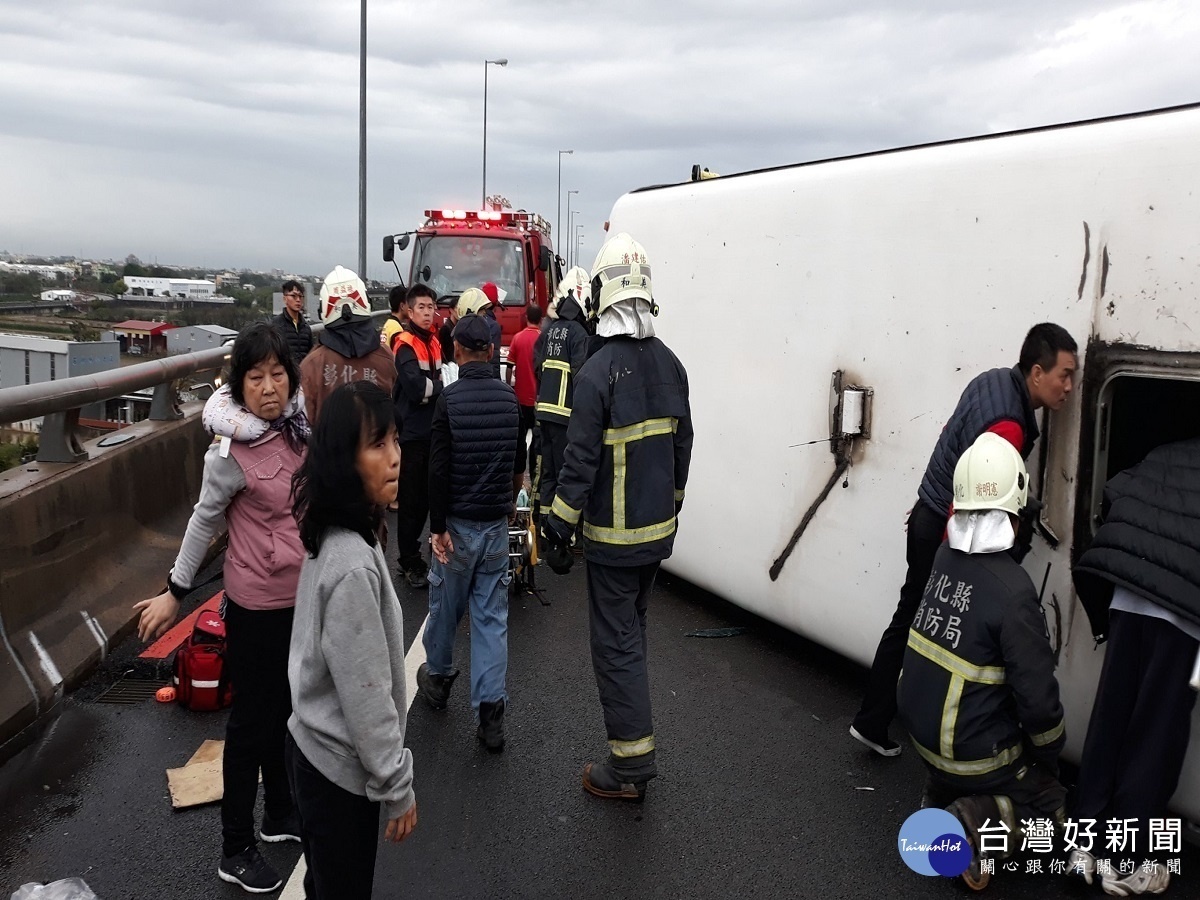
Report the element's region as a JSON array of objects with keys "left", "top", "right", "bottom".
[
  {"left": 28, "top": 632, "right": 63, "bottom": 688},
  {"left": 0, "top": 612, "right": 39, "bottom": 713},
  {"left": 280, "top": 614, "right": 427, "bottom": 900},
  {"left": 80, "top": 610, "right": 108, "bottom": 657}
]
